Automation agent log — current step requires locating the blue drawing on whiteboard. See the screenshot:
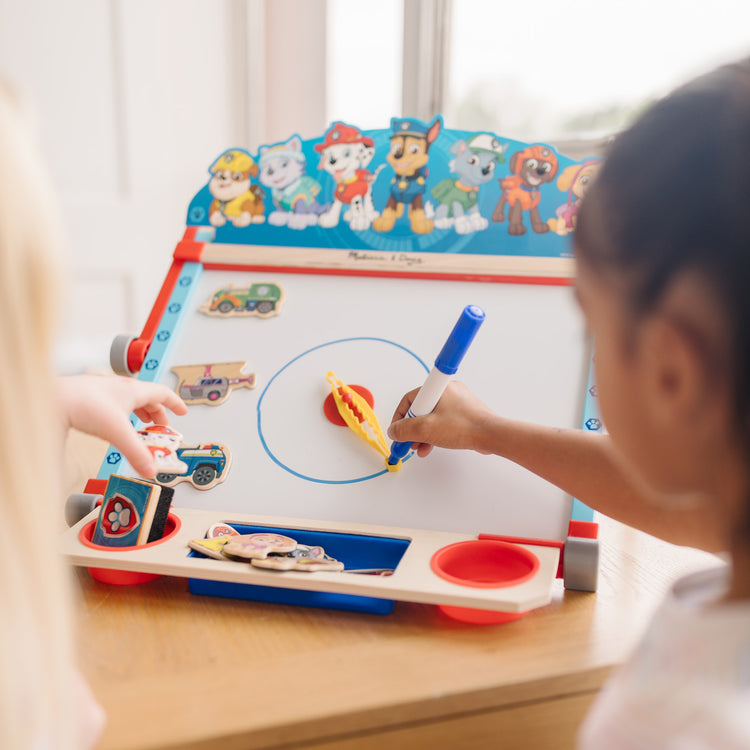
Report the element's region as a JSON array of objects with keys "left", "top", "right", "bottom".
[{"left": 257, "top": 338, "right": 428, "bottom": 484}]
